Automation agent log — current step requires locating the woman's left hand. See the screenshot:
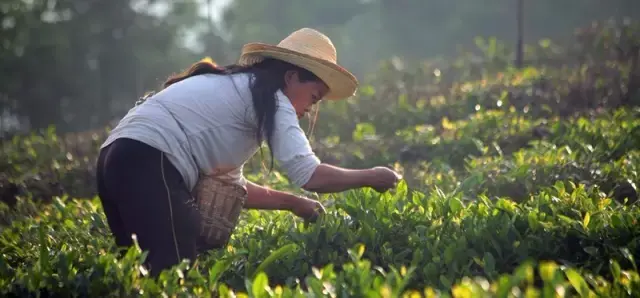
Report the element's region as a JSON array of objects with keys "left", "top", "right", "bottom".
[{"left": 291, "top": 196, "right": 326, "bottom": 222}]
